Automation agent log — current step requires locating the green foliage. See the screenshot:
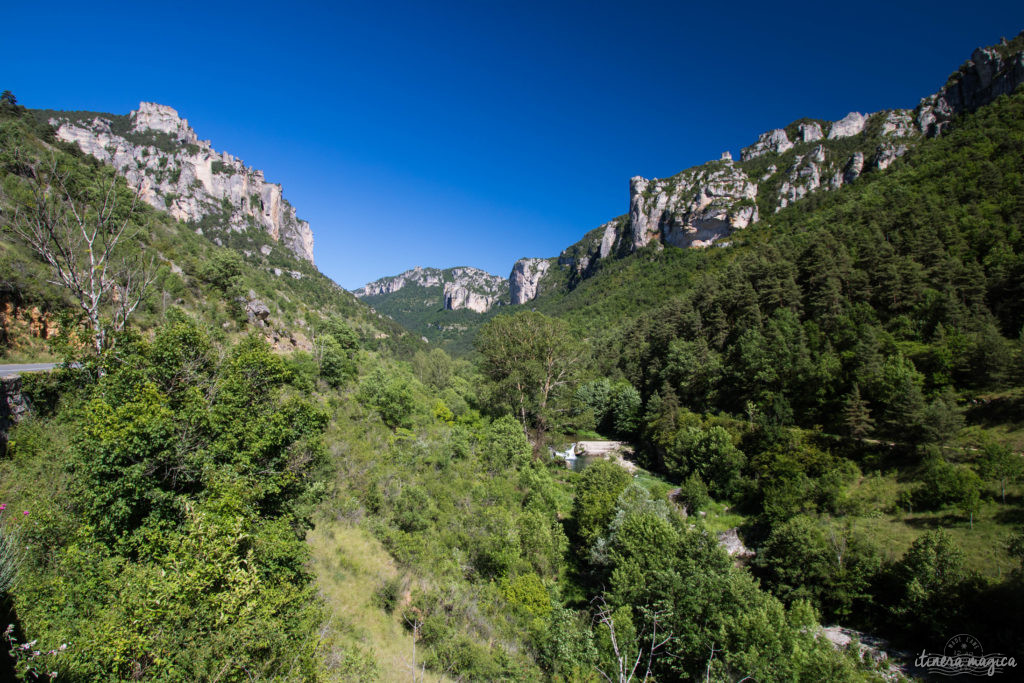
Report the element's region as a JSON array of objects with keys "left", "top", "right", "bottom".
[
  {"left": 7, "top": 325, "right": 328, "bottom": 680},
  {"left": 318, "top": 334, "right": 355, "bottom": 387},
  {"left": 483, "top": 415, "right": 532, "bottom": 471},
  {"left": 411, "top": 348, "right": 454, "bottom": 390},
  {"left": 476, "top": 310, "right": 584, "bottom": 438},
  {"left": 666, "top": 425, "right": 746, "bottom": 499},
  {"left": 572, "top": 460, "right": 632, "bottom": 546},
  {"left": 754, "top": 515, "right": 882, "bottom": 623},
  {"left": 0, "top": 509, "right": 24, "bottom": 595},
  {"left": 538, "top": 605, "right": 597, "bottom": 677},
  {"left": 889, "top": 529, "right": 974, "bottom": 638},
  {"left": 196, "top": 248, "right": 244, "bottom": 297},
  {"left": 501, "top": 572, "right": 551, "bottom": 617},
  {"left": 357, "top": 366, "right": 416, "bottom": 429},
  {"left": 676, "top": 472, "right": 710, "bottom": 513},
  {"left": 372, "top": 575, "right": 404, "bottom": 614},
  {"left": 918, "top": 453, "right": 982, "bottom": 513},
  {"left": 979, "top": 442, "right": 1023, "bottom": 503}
]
